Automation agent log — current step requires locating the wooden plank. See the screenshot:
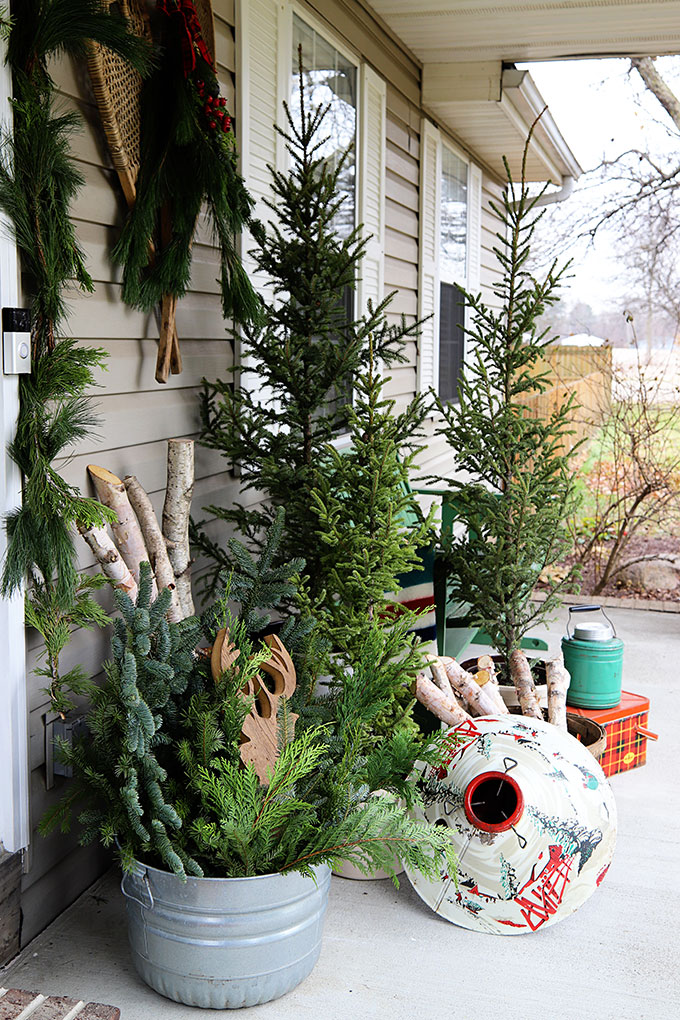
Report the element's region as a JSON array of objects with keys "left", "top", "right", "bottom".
[
  {"left": 385, "top": 226, "right": 418, "bottom": 265},
  {"left": 215, "top": 0, "right": 235, "bottom": 27},
  {"left": 0, "top": 854, "right": 21, "bottom": 966},
  {"left": 64, "top": 281, "right": 226, "bottom": 341},
  {"left": 386, "top": 114, "right": 420, "bottom": 161},
  {"left": 384, "top": 286, "right": 417, "bottom": 317},
  {"left": 56, "top": 441, "right": 228, "bottom": 499}
]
